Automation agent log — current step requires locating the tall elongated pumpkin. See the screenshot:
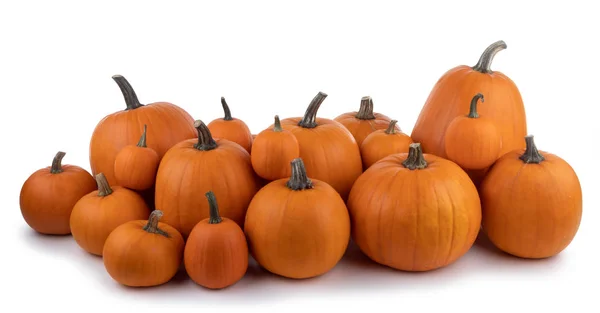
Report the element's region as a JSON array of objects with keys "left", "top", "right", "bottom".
[
  {"left": 411, "top": 40, "right": 527, "bottom": 162},
  {"left": 89, "top": 75, "right": 197, "bottom": 185}
]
